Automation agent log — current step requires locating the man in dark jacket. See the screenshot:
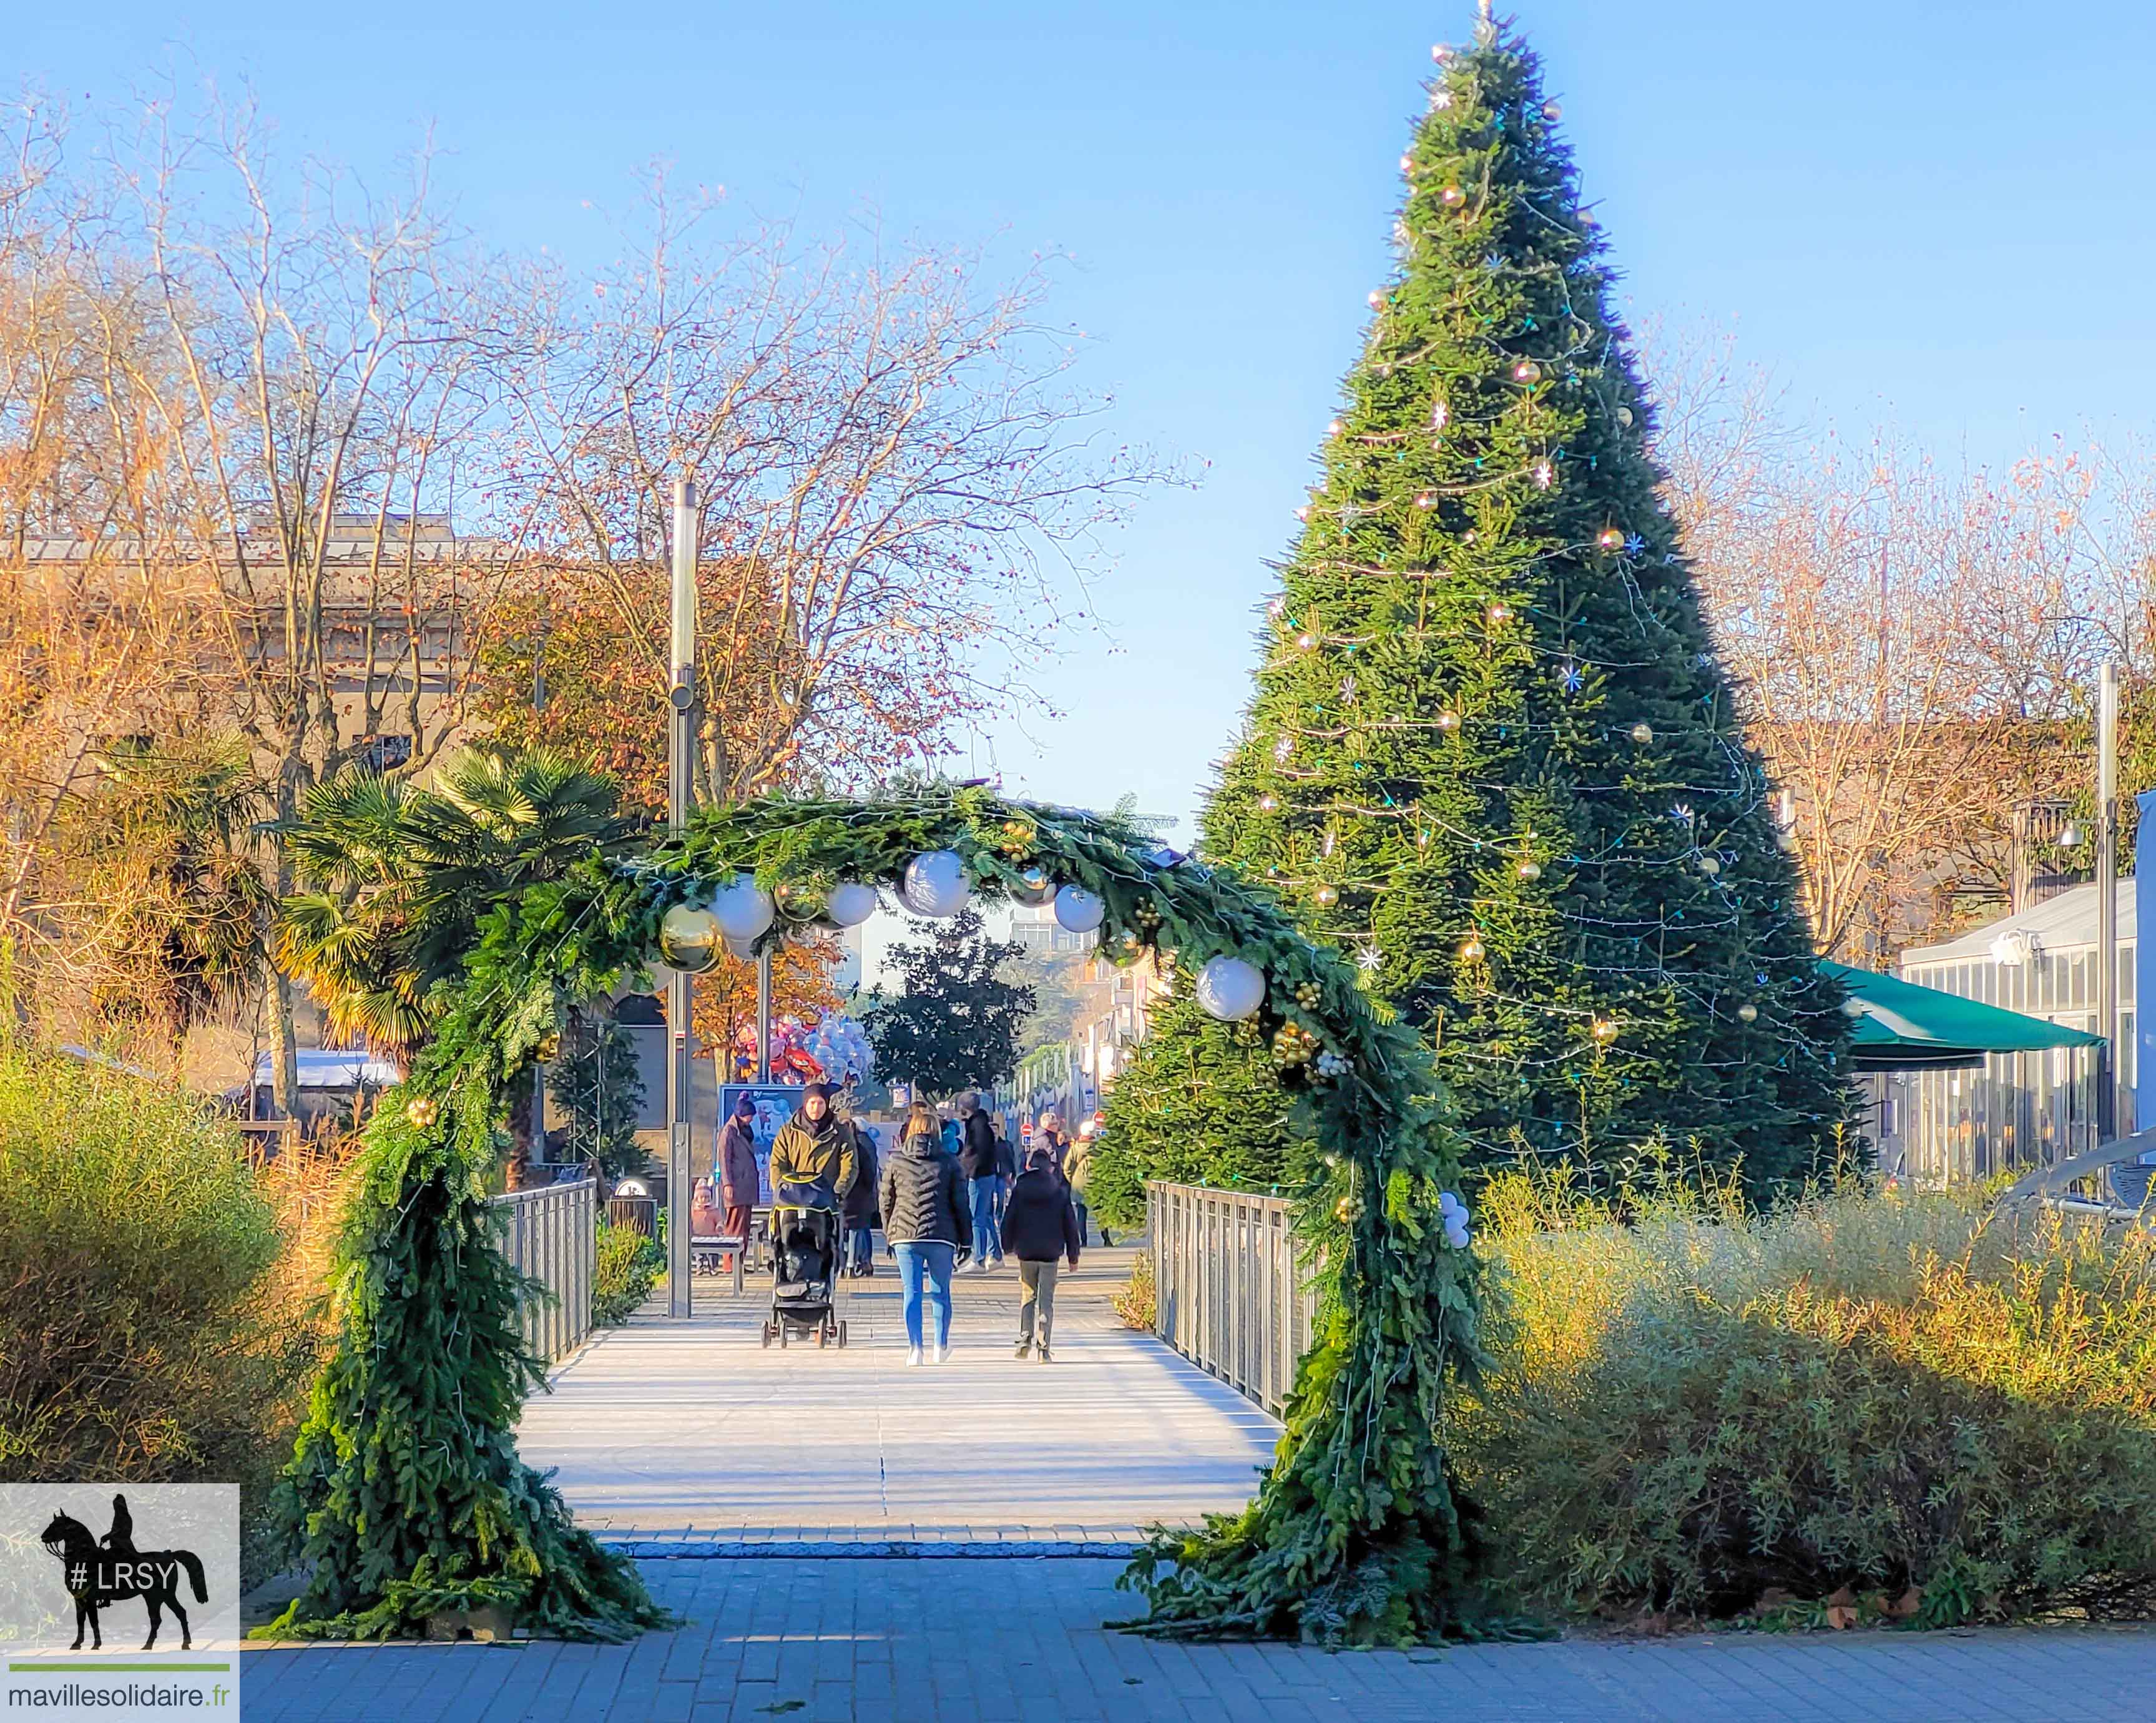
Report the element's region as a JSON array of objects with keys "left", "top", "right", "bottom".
[
  {"left": 879, "top": 1105, "right": 969, "bottom": 1365},
  {"left": 956, "top": 1092, "right": 1002, "bottom": 1272},
  {"left": 1001, "top": 1147, "right": 1082, "bottom": 1362}
]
